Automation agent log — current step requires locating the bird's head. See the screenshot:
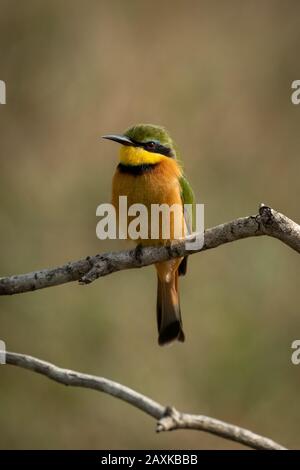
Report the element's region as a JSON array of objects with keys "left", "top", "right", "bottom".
[{"left": 102, "top": 124, "right": 178, "bottom": 166}]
